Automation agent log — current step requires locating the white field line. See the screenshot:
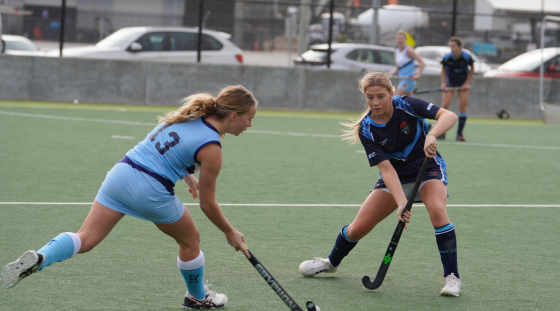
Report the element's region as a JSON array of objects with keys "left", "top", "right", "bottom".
[
  {"left": 0, "top": 202, "right": 559, "bottom": 207},
  {"left": 245, "top": 130, "right": 340, "bottom": 138},
  {"left": 112, "top": 135, "right": 135, "bottom": 139},
  {"left": 0, "top": 111, "right": 156, "bottom": 126},
  {"left": 2, "top": 110, "right": 559, "bottom": 151}
]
